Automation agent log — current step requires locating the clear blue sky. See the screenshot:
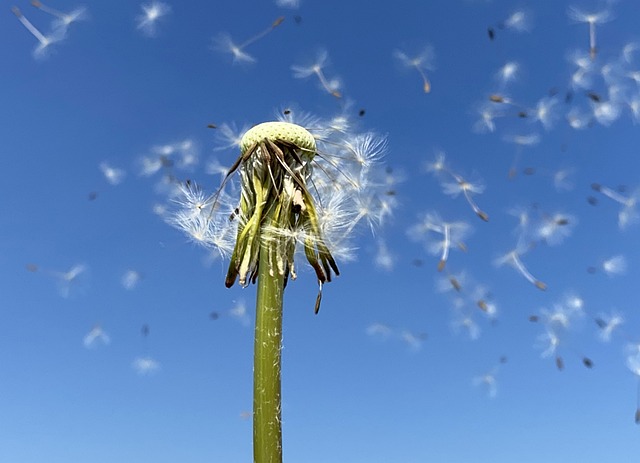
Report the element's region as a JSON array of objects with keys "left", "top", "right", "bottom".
[{"left": 2, "top": 1, "right": 640, "bottom": 462}]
